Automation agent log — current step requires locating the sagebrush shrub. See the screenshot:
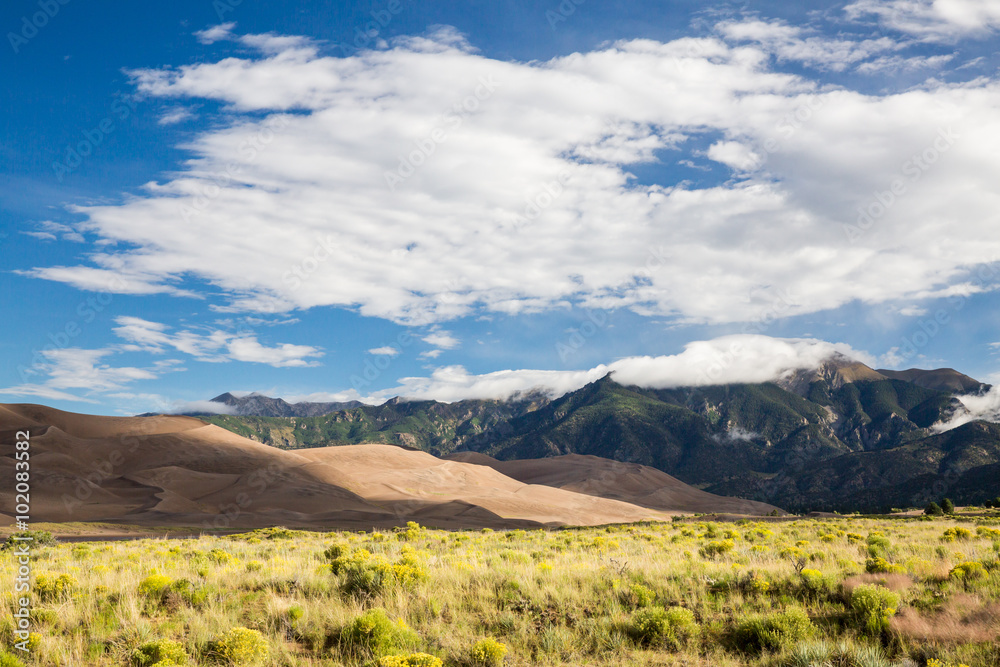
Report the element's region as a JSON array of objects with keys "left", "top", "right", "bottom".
[
  {"left": 733, "top": 607, "right": 815, "bottom": 654},
  {"left": 0, "top": 650, "right": 26, "bottom": 667},
  {"left": 865, "top": 557, "right": 905, "bottom": 574},
  {"left": 850, "top": 584, "right": 900, "bottom": 635},
  {"left": 34, "top": 573, "right": 77, "bottom": 601},
  {"left": 628, "top": 606, "right": 699, "bottom": 649},
  {"left": 374, "top": 653, "right": 442, "bottom": 667},
  {"left": 132, "top": 638, "right": 186, "bottom": 666},
  {"left": 213, "top": 627, "right": 268, "bottom": 666},
  {"left": 343, "top": 609, "right": 420, "bottom": 659},
  {"left": 470, "top": 638, "right": 507, "bottom": 666},
  {"left": 137, "top": 574, "right": 173, "bottom": 599}
]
